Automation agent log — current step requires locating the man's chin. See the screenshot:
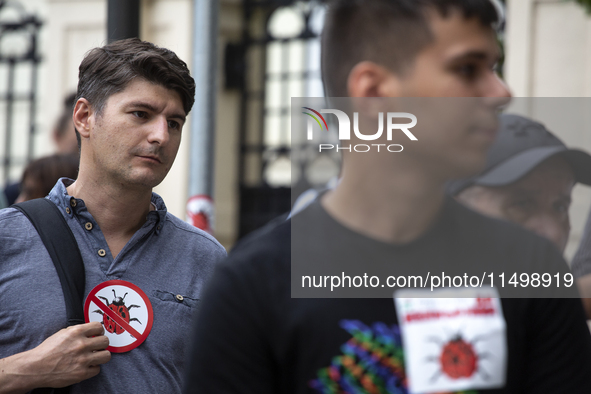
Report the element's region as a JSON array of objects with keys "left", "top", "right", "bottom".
[
  {"left": 122, "top": 171, "right": 168, "bottom": 190},
  {"left": 446, "top": 155, "right": 487, "bottom": 181}
]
